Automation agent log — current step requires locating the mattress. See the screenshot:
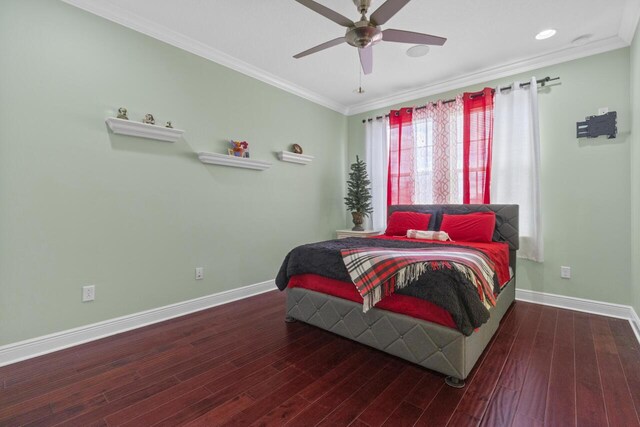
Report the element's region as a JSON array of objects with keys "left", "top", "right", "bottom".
[{"left": 286, "top": 237, "right": 510, "bottom": 332}]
